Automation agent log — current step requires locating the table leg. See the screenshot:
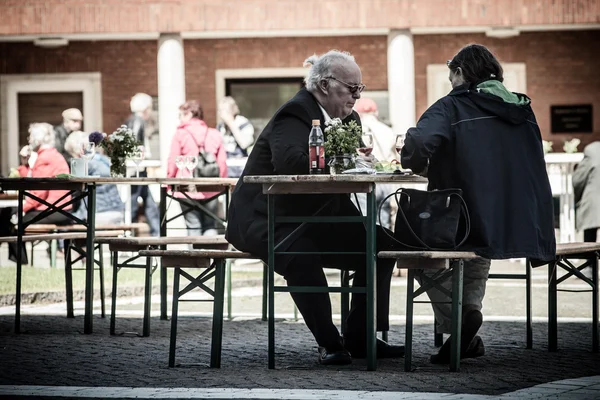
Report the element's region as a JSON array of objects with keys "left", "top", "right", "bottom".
[
  {"left": 15, "top": 190, "right": 24, "bottom": 333},
  {"left": 84, "top": 185, "right": 96, "bottom": 334},
  {"left": 548, "top": 261, "right": 558, "bottom": 351},
  {"left": 449, "top": 260, "right": 464, "bottom": 372},
  {"left": 366, "top": 185, "right": 377, "bottom": 371},
  {"left": 268, "top": 194, "right": 275, "bottom": 369},
  {"left": 160, "top": 186, "right": 168, "bottom": 320}
]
